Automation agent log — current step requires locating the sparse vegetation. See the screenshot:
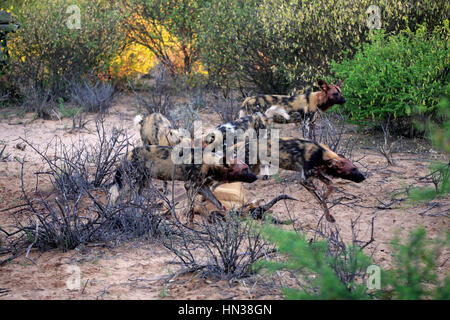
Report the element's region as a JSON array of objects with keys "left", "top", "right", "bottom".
[
  {"left": 6, "top": 0, "right": 126, "bottom": 114},
  {"left": 0, "top": 0, "right": 448, "bottom": 301},
  {"left": 256, "top": 225, "right": 449, "bottom": 300},
  {"left": 162, "top": 211, "right": 273, "bottom": 280}
]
